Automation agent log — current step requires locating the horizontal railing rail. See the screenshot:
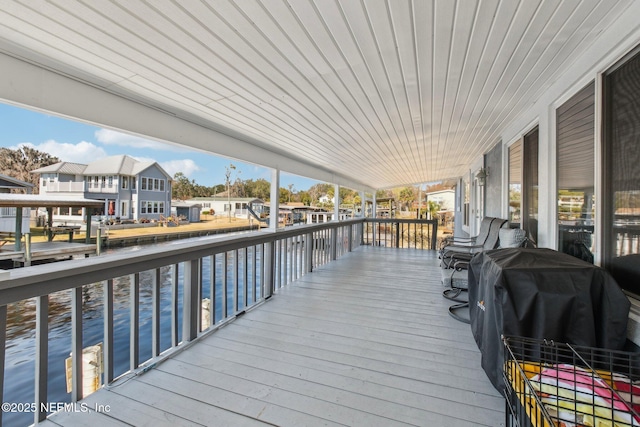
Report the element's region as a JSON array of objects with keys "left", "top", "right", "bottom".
[{"left": 0, "top": 217, "right": 434, "bottom": 426}]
